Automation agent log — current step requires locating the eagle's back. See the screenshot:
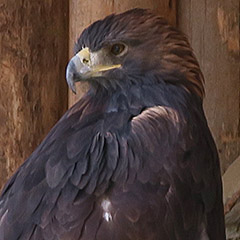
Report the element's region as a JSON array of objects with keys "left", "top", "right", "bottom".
[{"left": 0, "top": 85, "right": 225, "bottom": 240}]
